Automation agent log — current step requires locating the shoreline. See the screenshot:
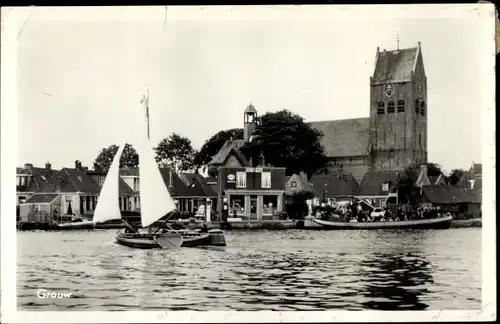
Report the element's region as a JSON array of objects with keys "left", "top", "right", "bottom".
[{"left": 16, "top": 218, "right": 482, "bottom": 231}]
